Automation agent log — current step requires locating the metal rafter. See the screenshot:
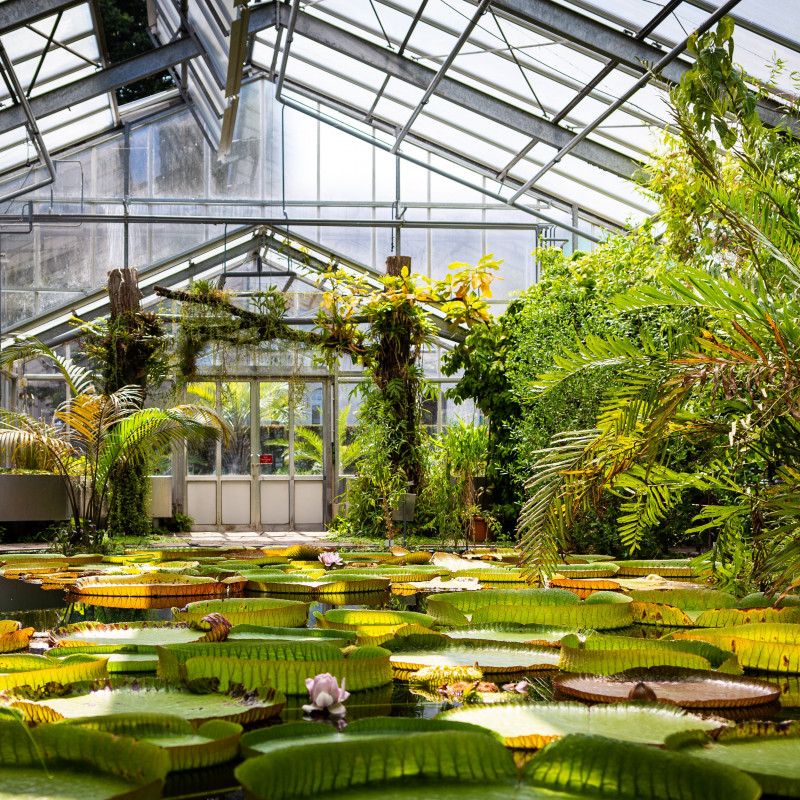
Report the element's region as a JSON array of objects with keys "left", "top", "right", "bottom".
[
  {"left": 0, "top": 38, "right": 201, "bottom": 134},
  {"left": 508, "top": 0, "right": 744, "bottom": 203},
  {"left": 390, "top": 0, "right": 491, "bottom": 153},
  {"left": 0, "top": 0, "right": 83, "bottom": 32},
  {"left": 258, "top": 3, "right": 639, "bottom": 179}
]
